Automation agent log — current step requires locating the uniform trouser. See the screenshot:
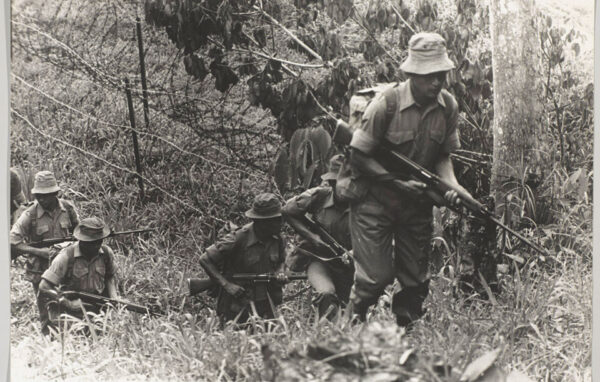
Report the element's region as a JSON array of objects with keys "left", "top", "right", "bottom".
[
  {"left": 33, "top": 281, "right": 50, "bottom": 333},
  {"left": 349, "top": 191, "right": 433, "bottom": 324},
  {"left": 220, "top": 299, "right": 276, "bottom": 325},
  {"left": 29, "top": 266, "right": 50, "bottom": 333},
  {"left": 307, "top": 260, "right": 354, "bottom": 319}
]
